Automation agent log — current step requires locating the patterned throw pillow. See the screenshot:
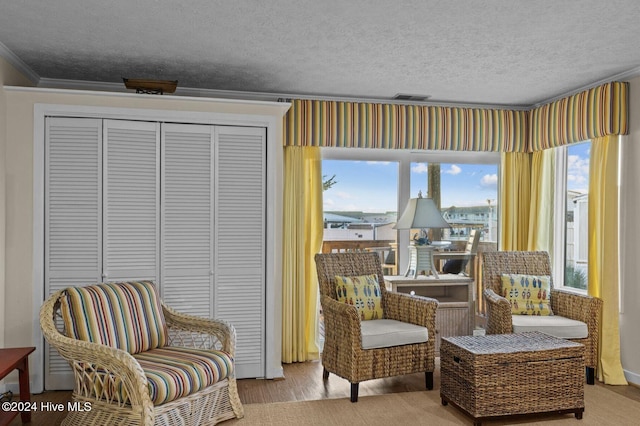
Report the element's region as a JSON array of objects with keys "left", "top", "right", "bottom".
[
  {"left": 500, "top": 274, "right": 554, "bottom": 316},
  {"left": 334, "top": 274, "right": 384, "bottom": 321}
]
